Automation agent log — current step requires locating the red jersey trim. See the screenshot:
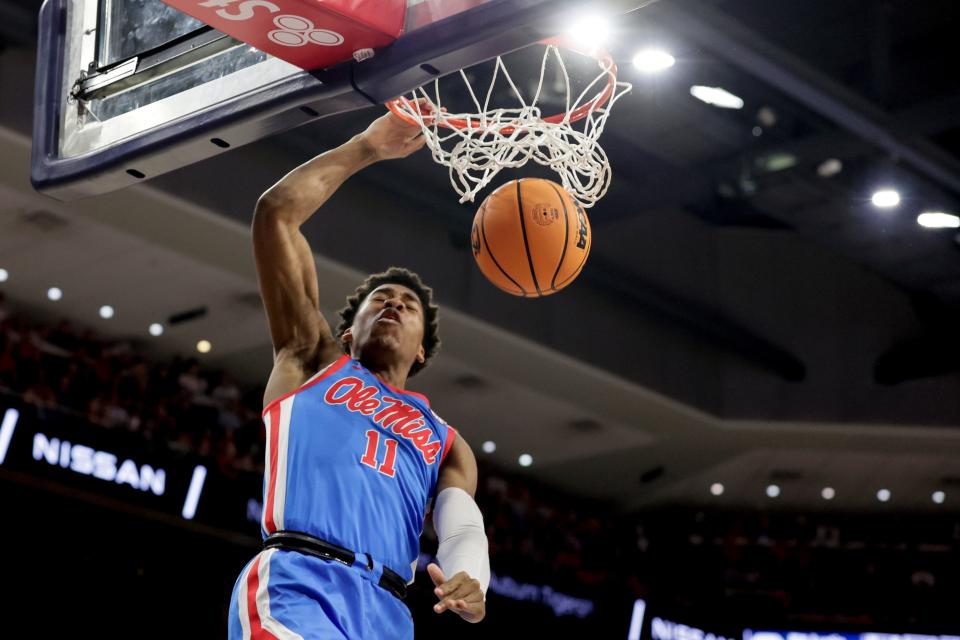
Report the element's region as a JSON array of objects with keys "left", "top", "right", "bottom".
[
  {"left": 439, "top": 426, "right": 457, "bottom": 466},
  {"left": 263, "top": 404, "right": 281, "bottom": 533},
  {"left": 261, "top": 354, "right": 350, "bottom": 418}
]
